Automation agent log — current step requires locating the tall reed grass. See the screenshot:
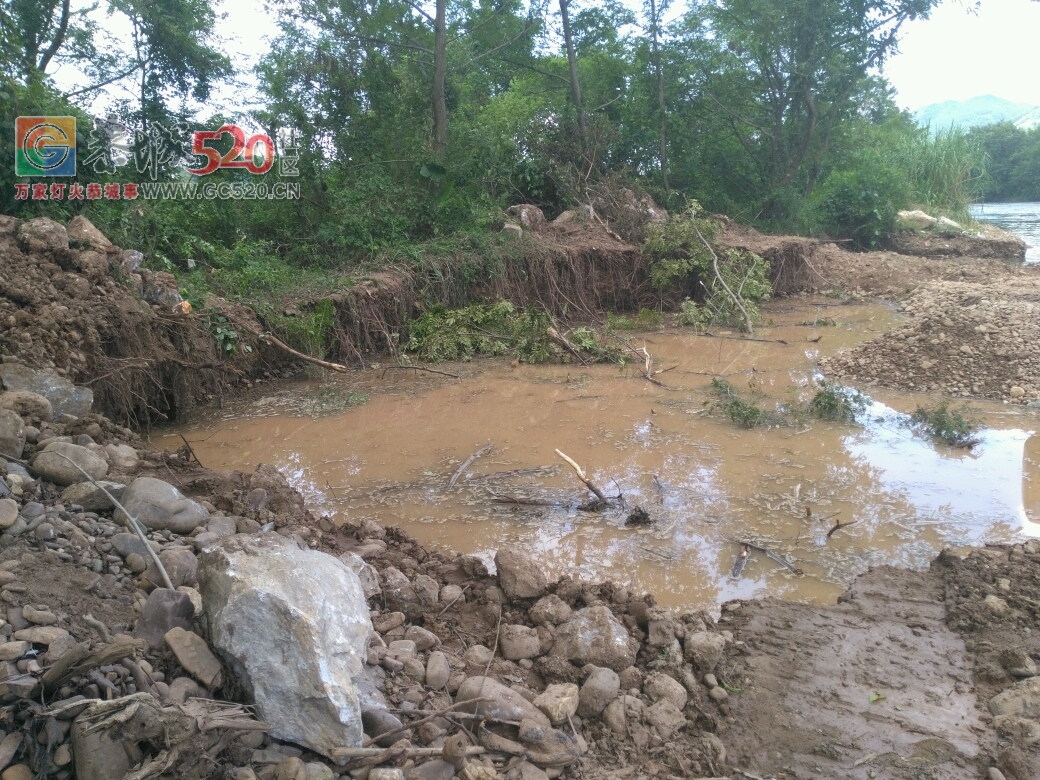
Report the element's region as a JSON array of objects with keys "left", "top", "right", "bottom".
[{"left": 896, "top": 127, "right": 987, "bottom": 221}]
